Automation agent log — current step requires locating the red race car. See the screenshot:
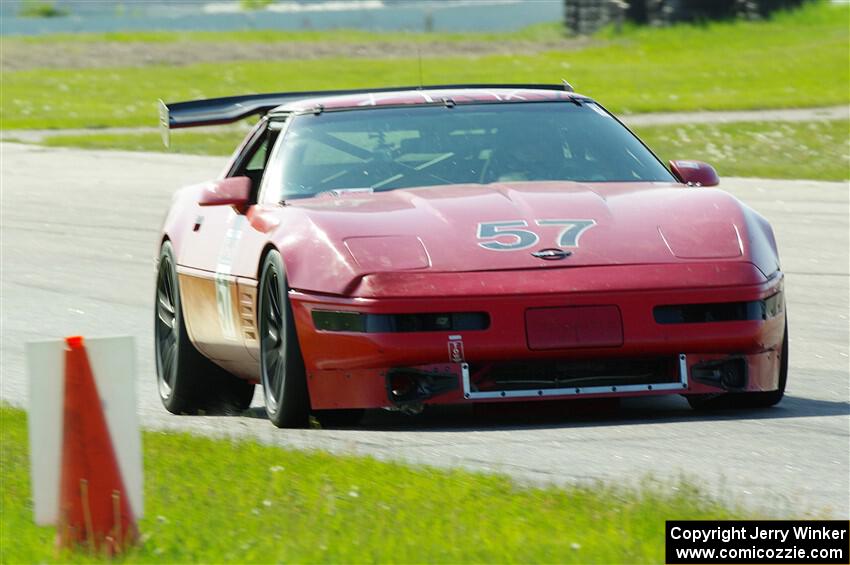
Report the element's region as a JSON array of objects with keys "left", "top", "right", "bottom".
[{"left": 155, "top": 84, "right": 787, "bottom": 428}]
